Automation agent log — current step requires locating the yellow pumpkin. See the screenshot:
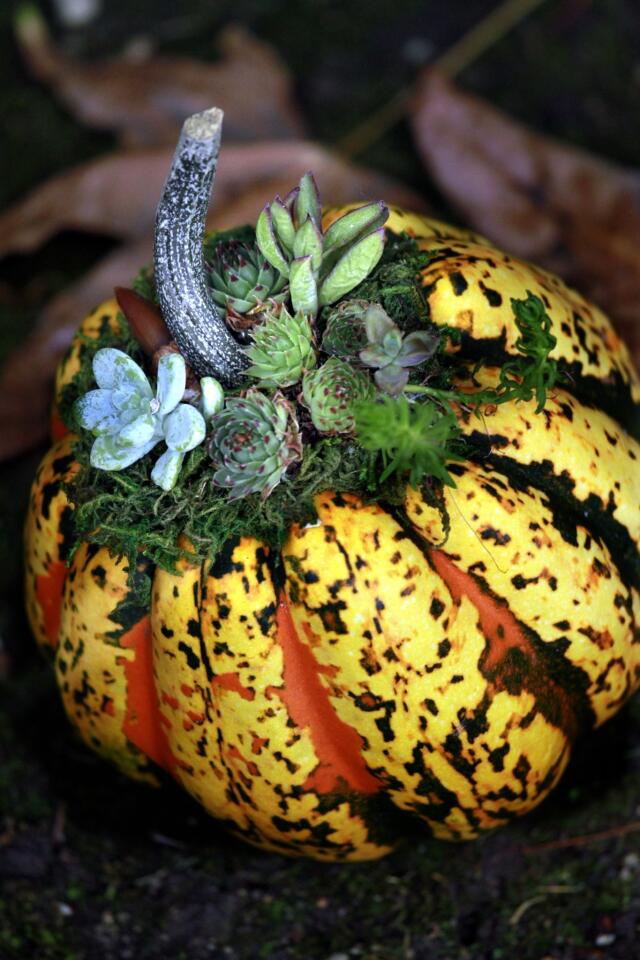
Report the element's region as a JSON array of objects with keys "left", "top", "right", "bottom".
[{"left": 24, "top": 207, "right": 640, "bottom": 861}]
